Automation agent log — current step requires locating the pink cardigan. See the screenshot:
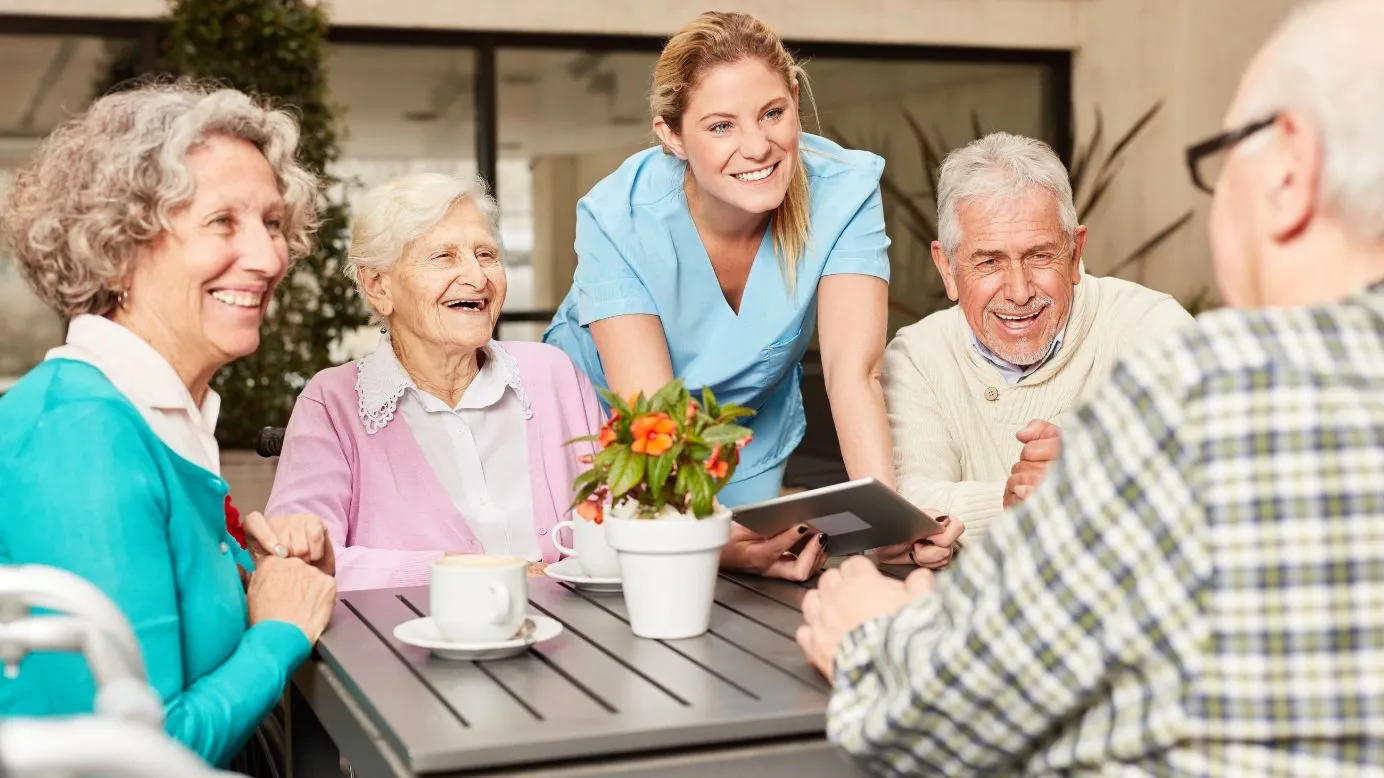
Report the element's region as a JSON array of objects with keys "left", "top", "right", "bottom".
[{"left": 266, "top": 341, "right": 603, "bottom": 591}]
